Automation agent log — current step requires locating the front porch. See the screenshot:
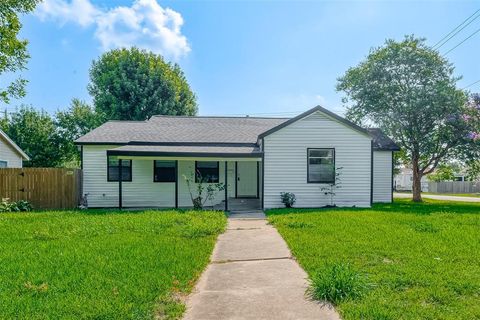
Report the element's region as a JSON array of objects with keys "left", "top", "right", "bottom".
[
  {"left": 107, "top": 145, "right": 263, "bottom": 211},
  {"left": 214, "top": 198, "right": 262, "bottom": 212}
]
